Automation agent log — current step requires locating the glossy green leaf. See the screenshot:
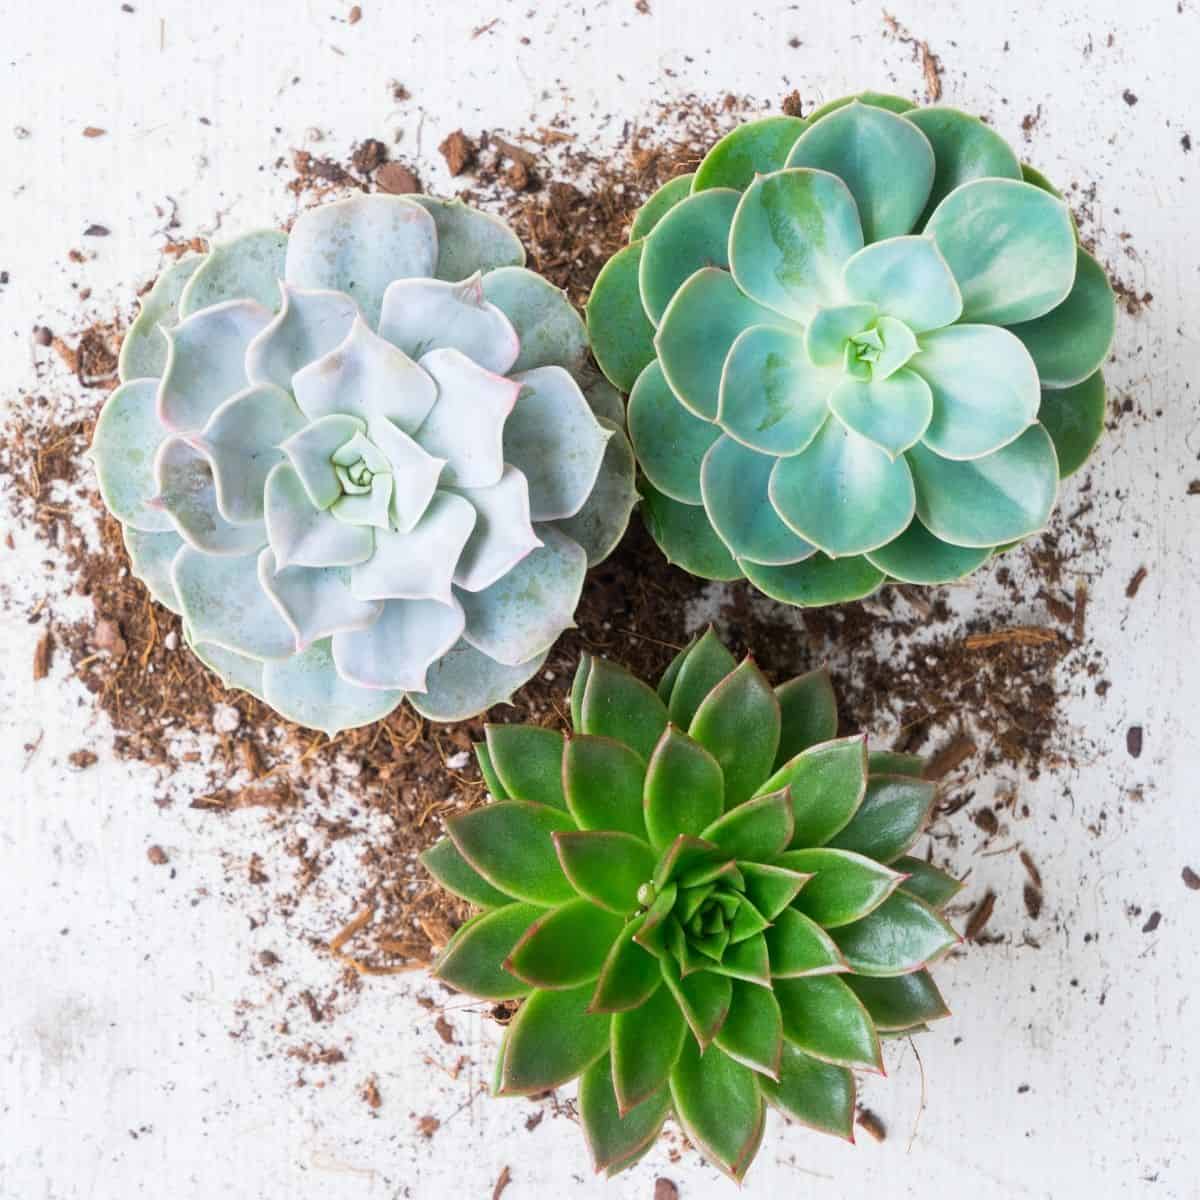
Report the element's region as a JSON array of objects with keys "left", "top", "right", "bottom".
[
  {"left": 474, "top": 742, "right": 509, "bottom": 799},
  {"left": 829, "top": 368, "right": 933, "bottom": 460},
  {"left": 660, "top": 956, "right": 732, "bottom": 1048},
  {"left": 765, "top": 906, "right": 847, "bottom": 977},
  {"left": 908, "top": 424, "right": 1059, "bottom": 548},
  {"left": 926, "top": 178, "right": 1076, "bottom": 325},
  {"left": 570, "top": 653, "right": 593, "bottom": 729},
  {"left": 580, "top": 1054, "right": 671, "bottom": 1175},
  {"left": 579, "top": 656, "right": 669, "bottom": 761},
  {"left": 904, "top": 106, "right": 1022, "bottom": 227},
  {"left": 775, "top": 974, "right": 882, "bottom": 1071},
  {"left": 657, "top": 637, "right": 692, "bottom": 704},
  {"left": 740, "top": 863, "right": 810, "bottom": 921},
  {"left": 702, "top": 789, "right": 794, "bottom": 862},
  {"left": 591, "top": 916, "right": 663, "bottom": 1012},
  {"left": 1037, "top": 369, "right": 1105, "bottom": 478},
  {"left": 717, "top": 324, "right": 834, "bottom": 456},
  {"left": 785, "top": 101, "right": 934, "bottom": 242},
  {"left": 563, "top": 735, "right": 648, "bottom": 838},
  {"left": 611, "top": 979, "right": 688, "bottom": 1110},
  {"left": 728, "top": 170, "right": 863, "bottom": 323},
  {"left": 692, "top": 115, "right": 809, "bottom": 192},
  {"left": 706, "top": 931, "right": 771, "bottom": 986},
  {"left": 688, "top": 658, "right": 782, "bottom": 808},
  {"left": 670, "top": 1039, "right": 765, "bottom": 1183},
  {"left": 655, "top": 267, "right": 783, "bottom": 420},
  {"left": 829, "top": 890, "right": 959, "bottom": 976},
  {"left": 585, "top": 241, "right": 656, "bottom": 392},
  {"left": 630, "top": 172, "right": 695, "bottom": 240},
  {"left": 496, "top": 982, "right": 611, "bottom": 1095},
  {"left": 554, "top": 830, "right": 656, "bottom": 915},
  {"left": 639, "top": 188, "right": 740, "bottom": 324},
  {"left": 827, "top": 773, "right": 936, "bottom": 863},
  {"left": 741, "top": 553, "right": 884, "bottom": 606},
  {"left": 782, "top": 847, "right": 905, "bottom": 928},
  {"left": 865, "top": 516, "right": 994, "bottom": 585},
  {"left": 841, "top": 235, "right": 963, "bottom": 333},
  {"left": 845, "top": 969, "right": 951, "bottom": 1030},
  {"left": 434, "top": 902, "right": 541, "bottom": 999},
  {"left": 805, "top": 302, "right": 878, "bottom": 366},
  {"left": 716, "top": 979, "right": 784, "bottom": 1078},
  {"left": 701, "top": 436, "right": 816, "bottom": 567},
  {"left": 759, "top": 1042, "right": 855, "bottom": 1140},
  {"left": 774, "top": 669, "right": 838, "bottom": 766},
  {"left": 505, "top": 897, "right": 625, "bottom": 989},
  {"left": 448, "top": 800, "right": 577, "bottom": 906},
  {"left": 663, "top": 626, "right": 737, "bottom": 728},
  {"left": 643, "top": 726, "right": 726, "bottom": 852},
  {"left": 419, "top": 837, "right": 513, "bottom": 909},
  {"left": 627, "top": 358, "right": 718, "bottom": 504},
  {"left": 770, "top": 417, "right": 916, "bottom": 557},
  {"left": 895, "top": 857, "right": 962, "bottom": 908},
  {"left": 651, "top": 835, "right": 722, "bottom": 891},
  {"left": 868, "top": 751, "right": 925, "bottom": 778},
  {"left": 484, "top": 724, "right": 566, "bottom": 810},
  {"left": 640, "top": 482, "right": 744, "bottom": 581},
  {"left": 761, "top": 734, "right": 868, "bottom": 846}
]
